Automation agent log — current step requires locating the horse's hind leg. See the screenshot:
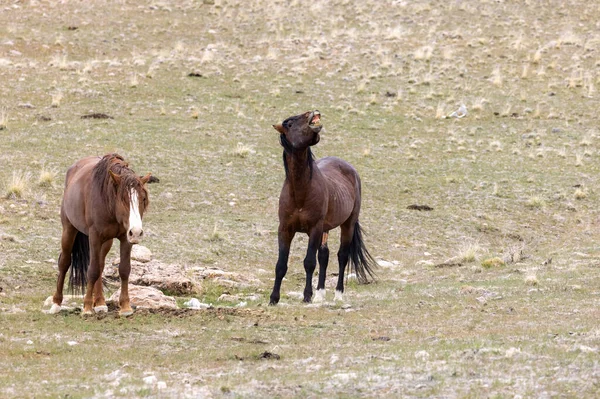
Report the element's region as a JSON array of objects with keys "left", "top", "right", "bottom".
[
  {"left": 302, "top": 226, "right": 323, "bottom": 303},
  {"left": 314, "top": 232, "right": 329, "bottom": 303},
  {"left": 51, "top": 223, "right": 77, "bottom": 314},
  {"left": 83, "top": 232, "right": 103, "bottom": 315},
  {"left": 92, "top": 239, "right": 113, "bottom": 313},
  {"left": 335, "top": 221, "right": 355, "bottom": 302}
]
